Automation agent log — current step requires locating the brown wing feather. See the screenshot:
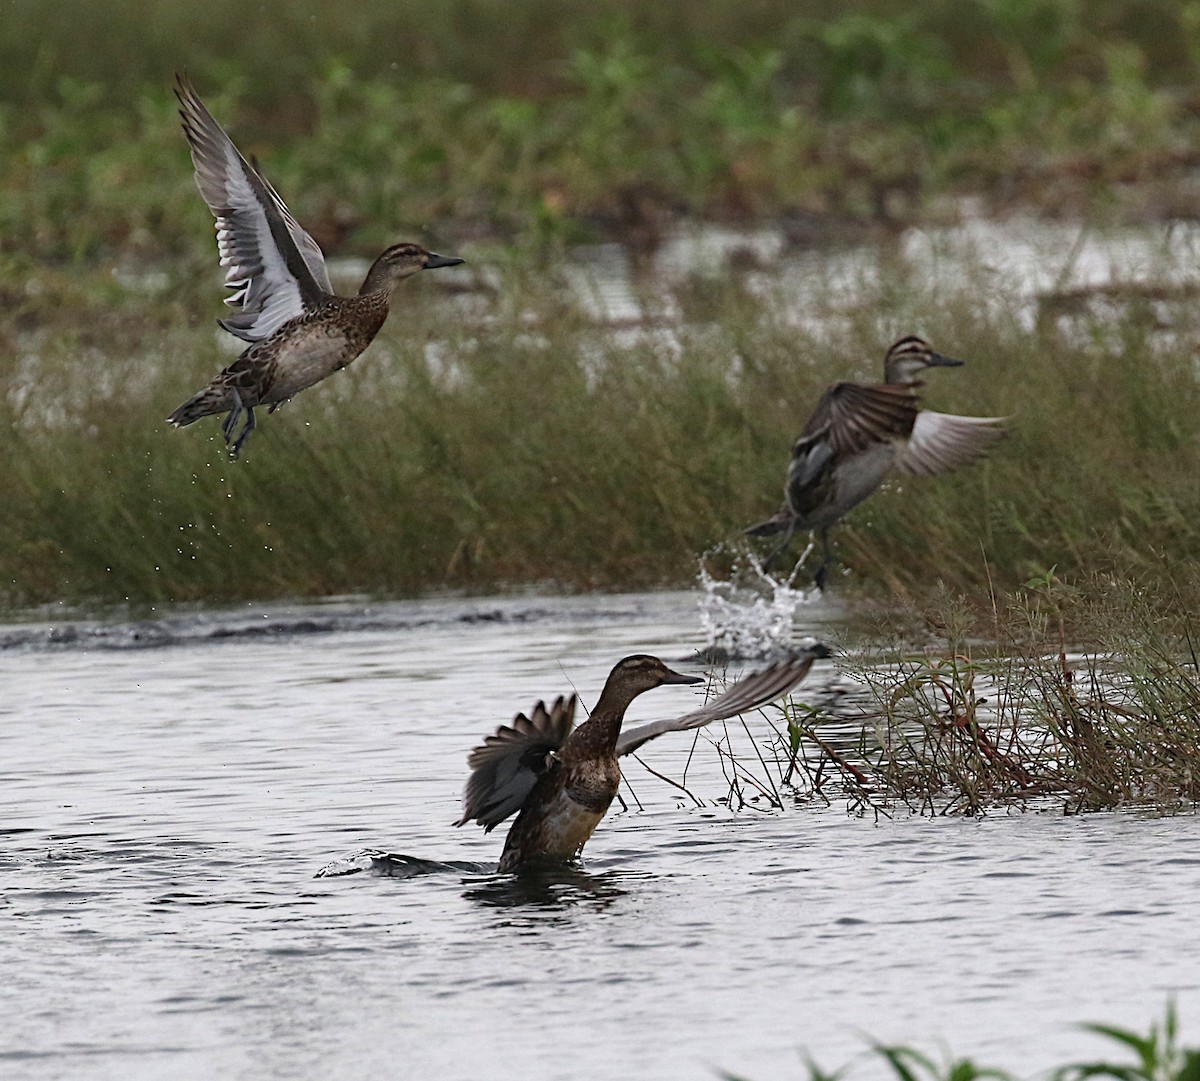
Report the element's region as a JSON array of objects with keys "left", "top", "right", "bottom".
[
  {"left": 456, "top": 695, "right": 576, "bottom": 831},
  {"left": 811, "top": 382, "right": 919, "bottom": 458}
]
